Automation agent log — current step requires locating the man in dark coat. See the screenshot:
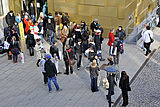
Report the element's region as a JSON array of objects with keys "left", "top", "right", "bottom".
[
  {"left": 119, "top": 71, "right": 130, "bottom": 106},
  {"left": 90, "top": 19, "right": 98, "bottom": 37},
  {"left": 116, "top": 26, "right": 126, "bottom": 43},
  {"left": 26, "top": 30, "right": 36, "bottom": 56},
  {"left": 44, "top": 55, "right": 62, "bottom": 93},
  {"left": 156, "top": 6, "right": 160, "bottom": 27},
  {"left": 6, "top": 11, "right": 15, "bottom": 27},
  {"left": 28, "top": 1, "right": 36, "bottom": 24}
]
